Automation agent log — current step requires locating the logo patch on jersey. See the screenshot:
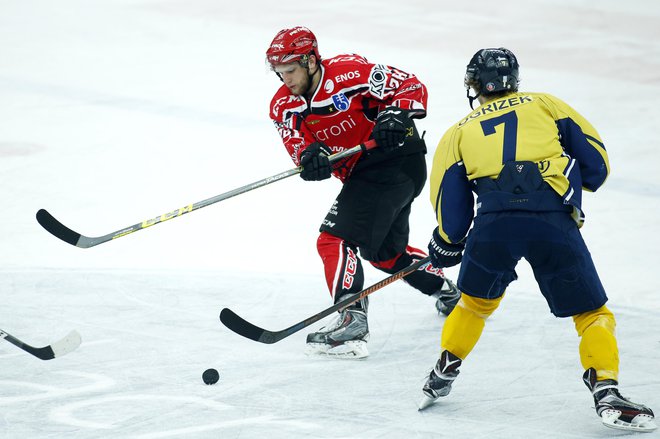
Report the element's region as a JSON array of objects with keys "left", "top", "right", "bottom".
[
  {"left": 314, "top": 114, "right": 357, "bottom": 141},
  {"left": 324, "top": 79, "right": 334, "bottom": 93},
  {"left": 334, "top": 70, "right": 361, "bottom": 83},
  {"left": 369, "top": 64, "right": 387, "bottom": 99},
  {"left": 486, "top": 82, "right": 496, "bottom": 92},
  {"left": 332, "top": 93, "right": 350, "bottom": 112},
  {"left": 538, "top": 160, "right": 550, "bottom": 174}
]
